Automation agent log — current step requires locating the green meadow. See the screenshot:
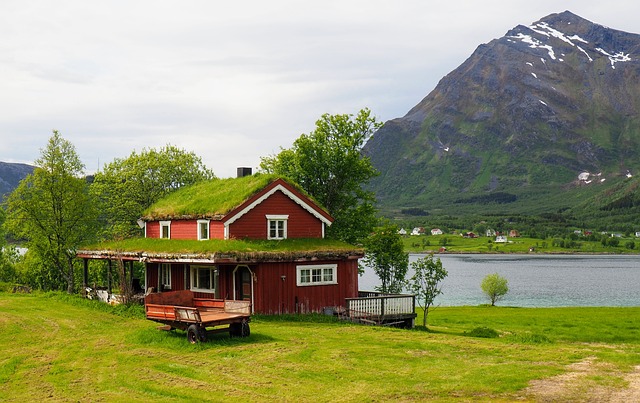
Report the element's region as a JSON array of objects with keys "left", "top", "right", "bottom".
[
  {"left": 403, "top": 234, "right": 639, "bottom": 254},
  {"left": 1, "top": 292, "right": 639, "bottom": 402}
]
